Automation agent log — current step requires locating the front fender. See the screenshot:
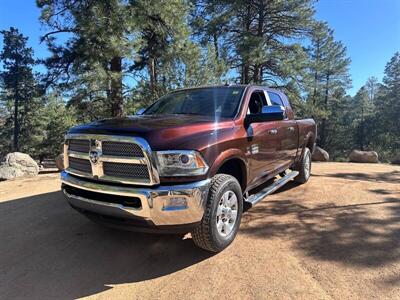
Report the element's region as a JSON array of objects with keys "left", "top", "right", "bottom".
[{"left": 208, "top": 148, "right": 248, "bottom": 181}]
